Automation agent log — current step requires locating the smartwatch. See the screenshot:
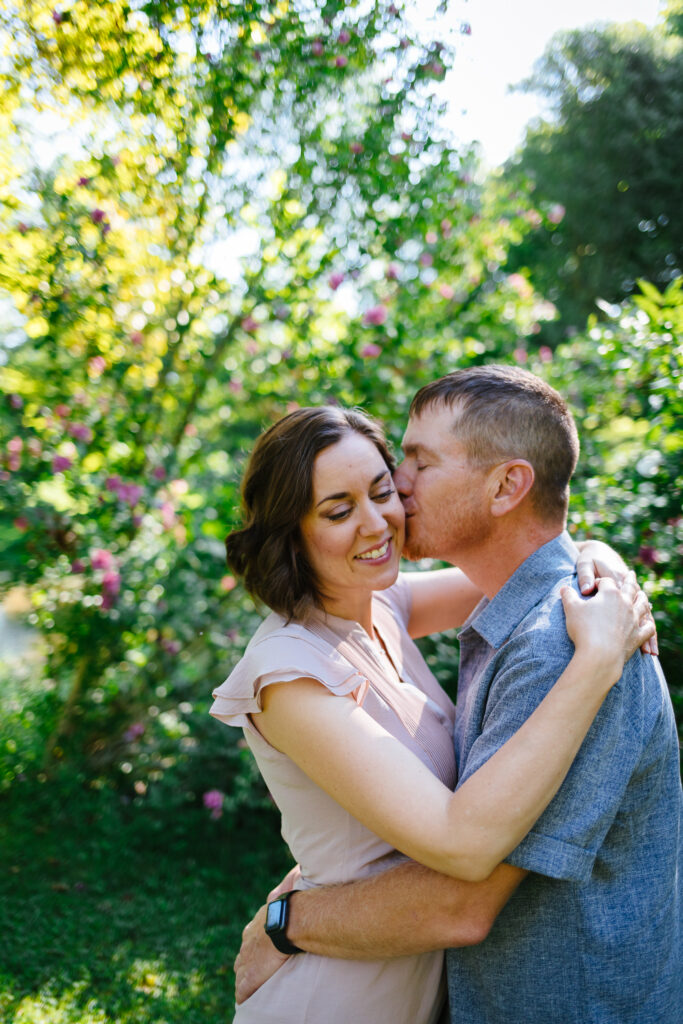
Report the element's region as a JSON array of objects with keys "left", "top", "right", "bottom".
[{"left": 264, "top": 892, "right": 302, "bottom": 955}]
